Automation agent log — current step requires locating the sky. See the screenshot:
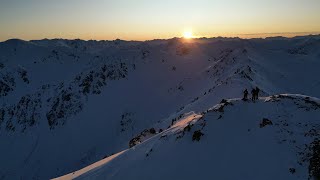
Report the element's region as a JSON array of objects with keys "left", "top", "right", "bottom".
[{"left": 0, "top": 0, "right": 320, "bottom": 41}]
